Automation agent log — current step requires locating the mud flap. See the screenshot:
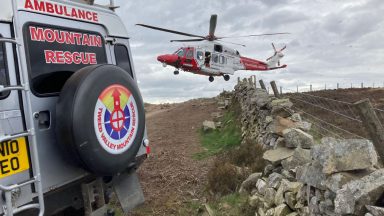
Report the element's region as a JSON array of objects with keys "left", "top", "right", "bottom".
[{"left": 114, "top": 171, "right": 145, "bottom": 213}]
